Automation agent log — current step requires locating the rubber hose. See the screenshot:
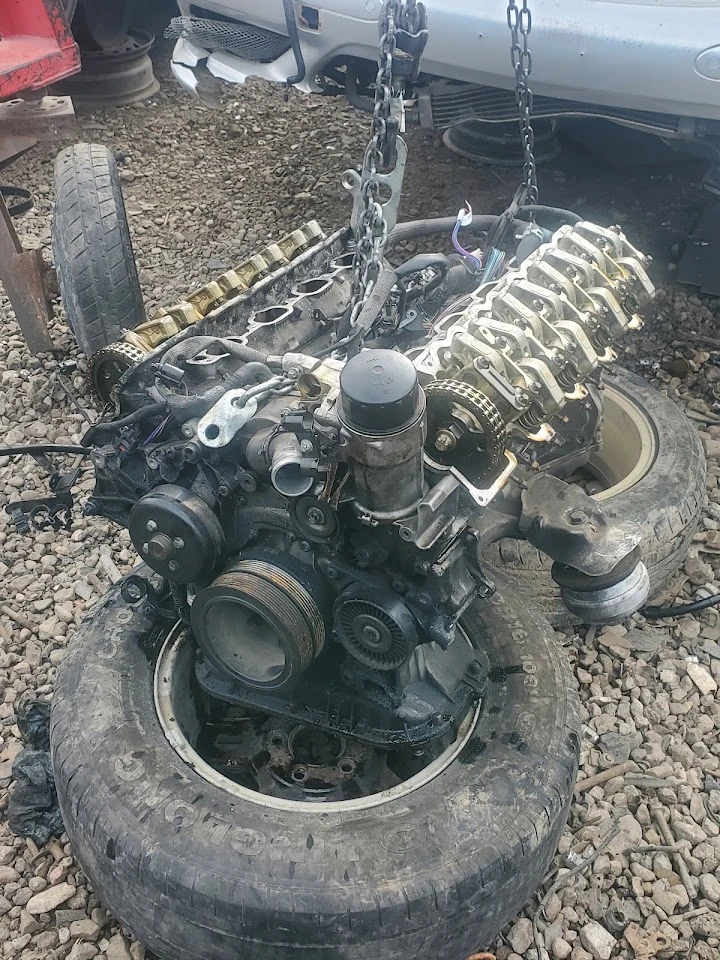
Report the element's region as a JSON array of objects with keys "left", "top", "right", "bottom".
[
  {"left": 387, "top": 206, "right": 582, "bottom": 247},
  {"left": 387, "top": 215, "right": 501, "bottom": 247},
  {"left": 344, "top": 62, "right": 375, "bottom": 113},
  {"left": 160, "top": 336, "right": 270, "bottom": 370},
  {"left": 394, "top": 253, "right": 451, "bottom": 280},
  {"left": 82, "top": 402, "right": 168, "bottom": 445},
  {"left": 168, "top": 362, "right": 273, "bottom": 423},
  {"left": 517, "top": 204, "right": 583, "bottom": 226},
  {"left": 644, "top": 593, "right": 720, "bottom": 620}
]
